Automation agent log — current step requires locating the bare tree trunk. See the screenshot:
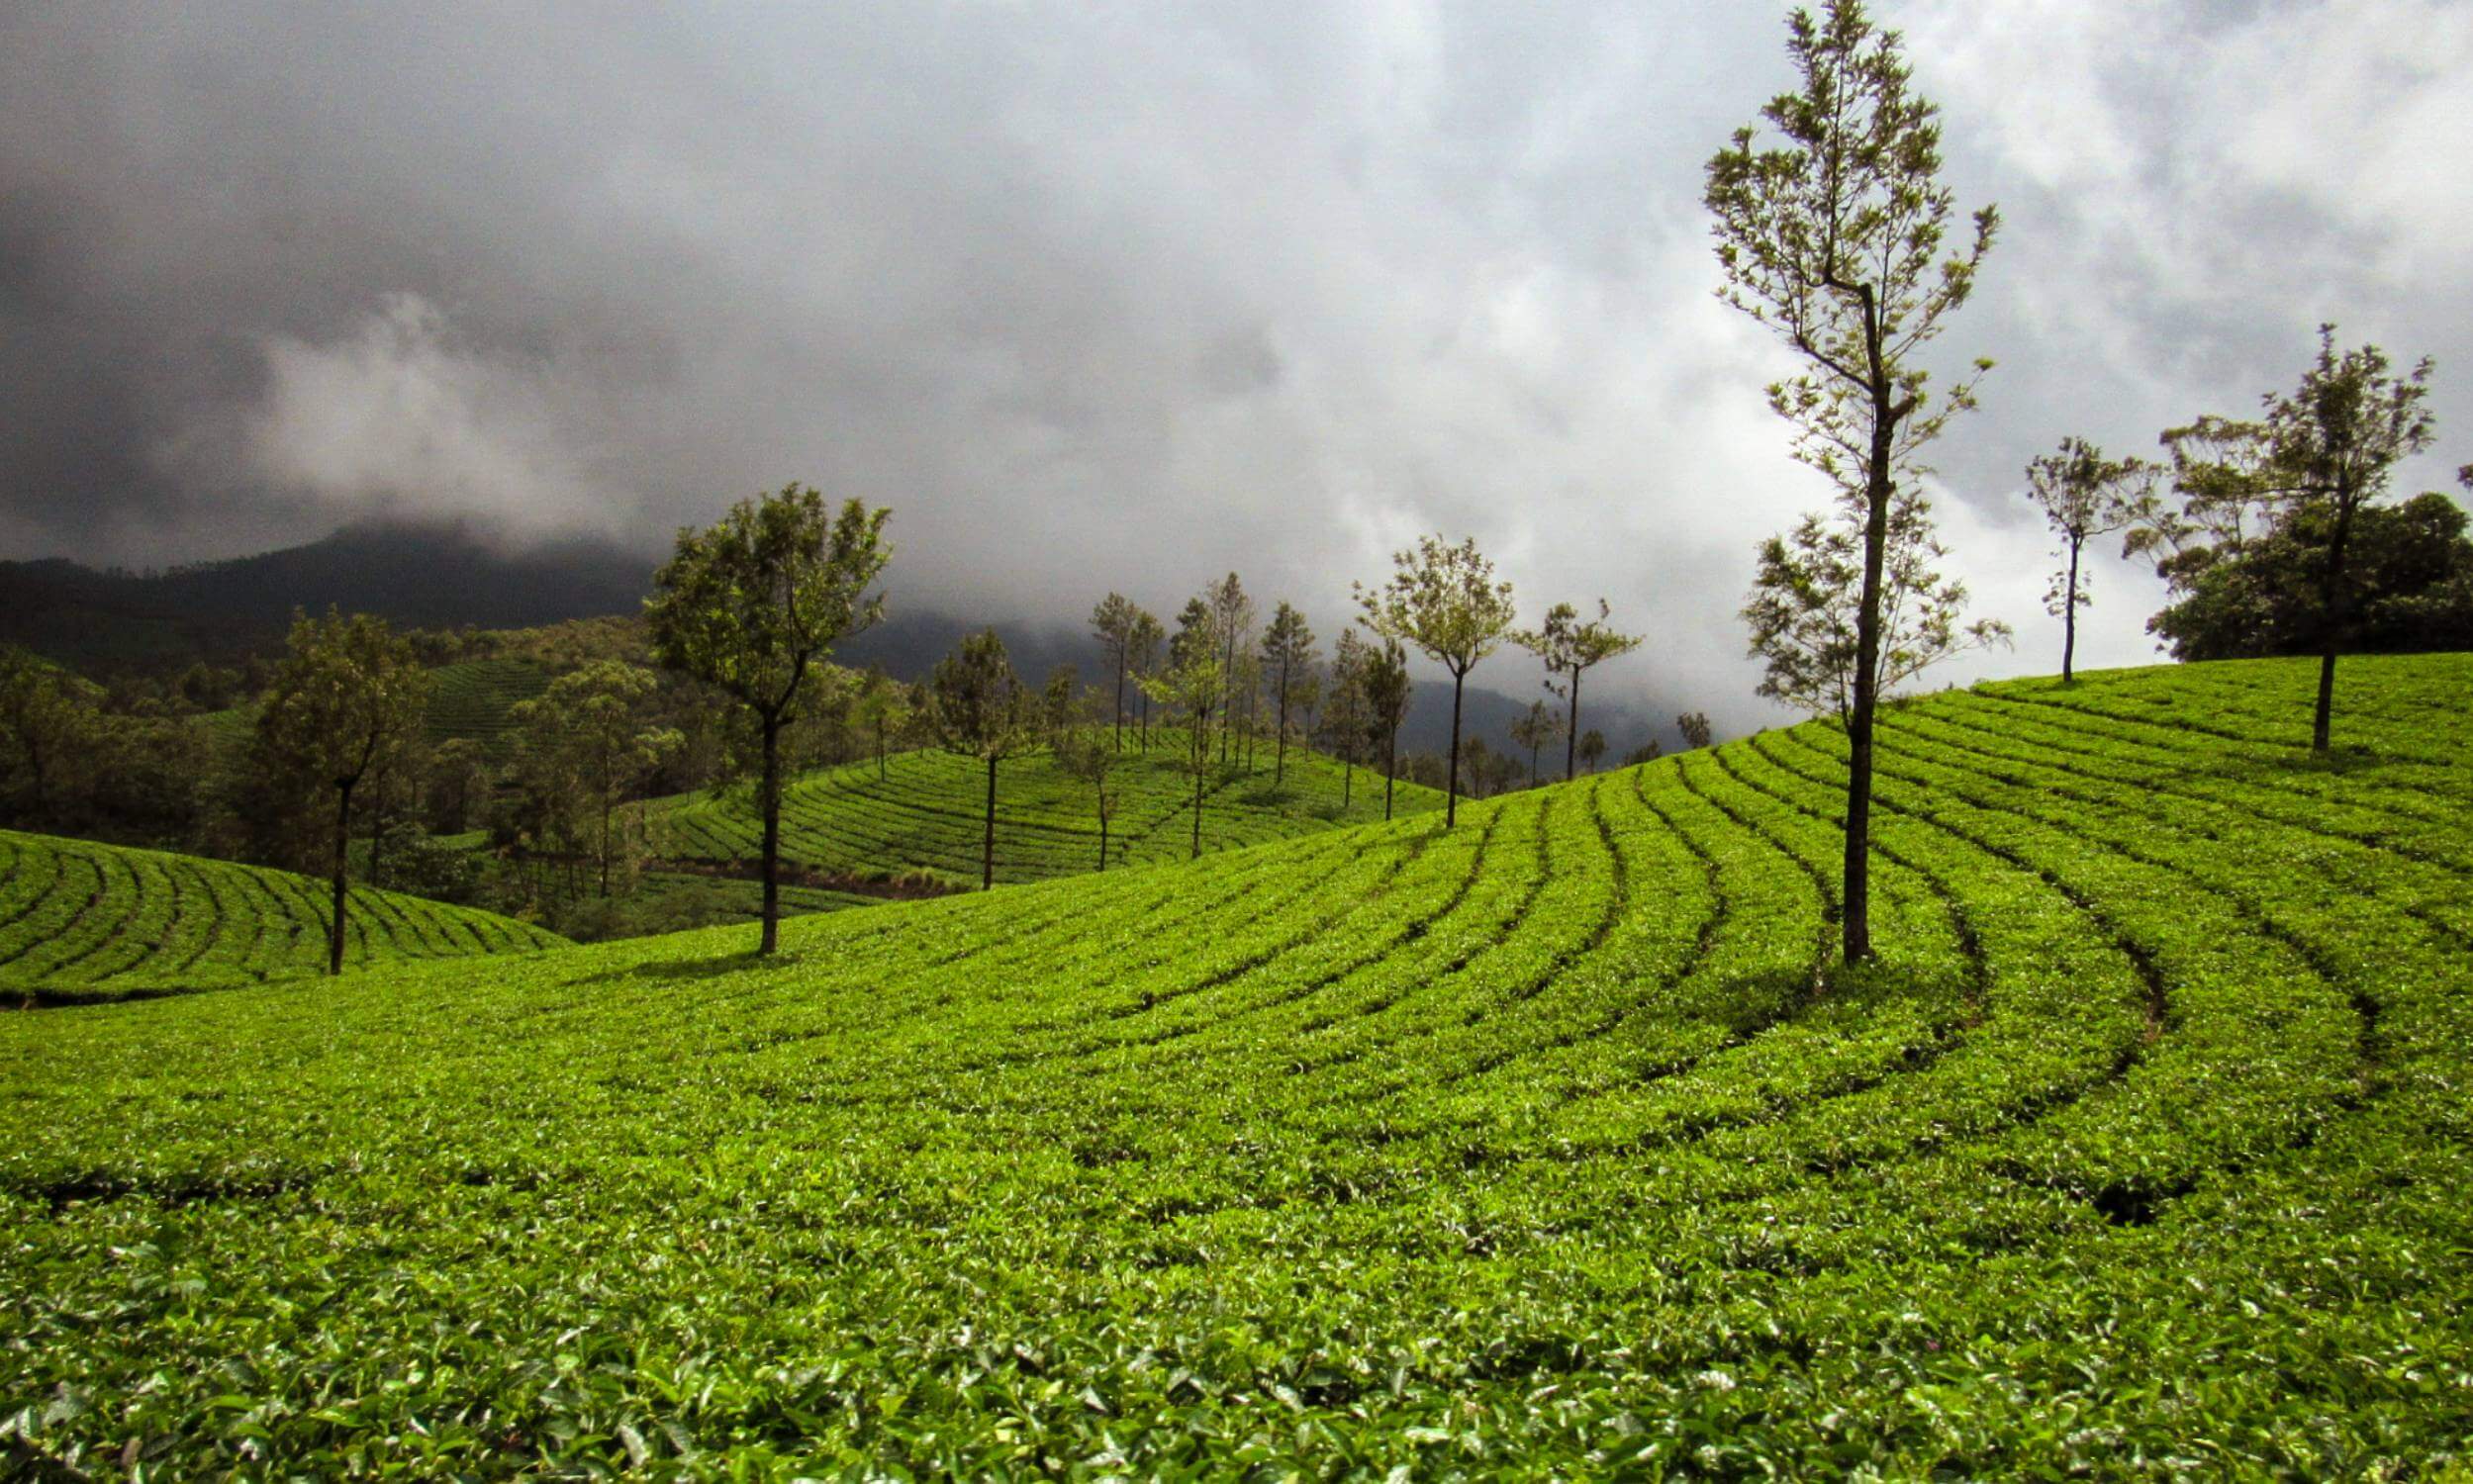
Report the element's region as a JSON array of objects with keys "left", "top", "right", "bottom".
[
  {"left": 1843, "top": 413, "right": 1893, "bottom": 965},
  {"left": 982, "top": 754, "right": 999, "bottom": 889},
  {"left": 2062, "top": 537, "right": 2082, "bottom": 684},
  {"left": 328, "top": 779, "right": 355, "bottom": 976},
  {"left": 1445, "top": 671, "right": 1465, "bottom": 828},
  {"left": 1189, "top": 753, "right": 1204, "bottom": 859},
  {"left": 1274, "top": 661, "right": 1289, "bottom": 786},
  {"left": 1095, "top": 798, "right": 1109, "bottom": 872},
  {"left": 1564, "top": 668, "right": 1581, "bottom": 783},
  {"left": 759, "top": 714, "right": 782, "bottom": 955},
  {"left": 1113, "top": 654, "right": 1126, "bottom": 752},
  {"left": 2313, "top": 495, "right": 2358, "bottom": 754},
  {"left": 1383, "top": 724, "right": 1396, "bottom": 821}
]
